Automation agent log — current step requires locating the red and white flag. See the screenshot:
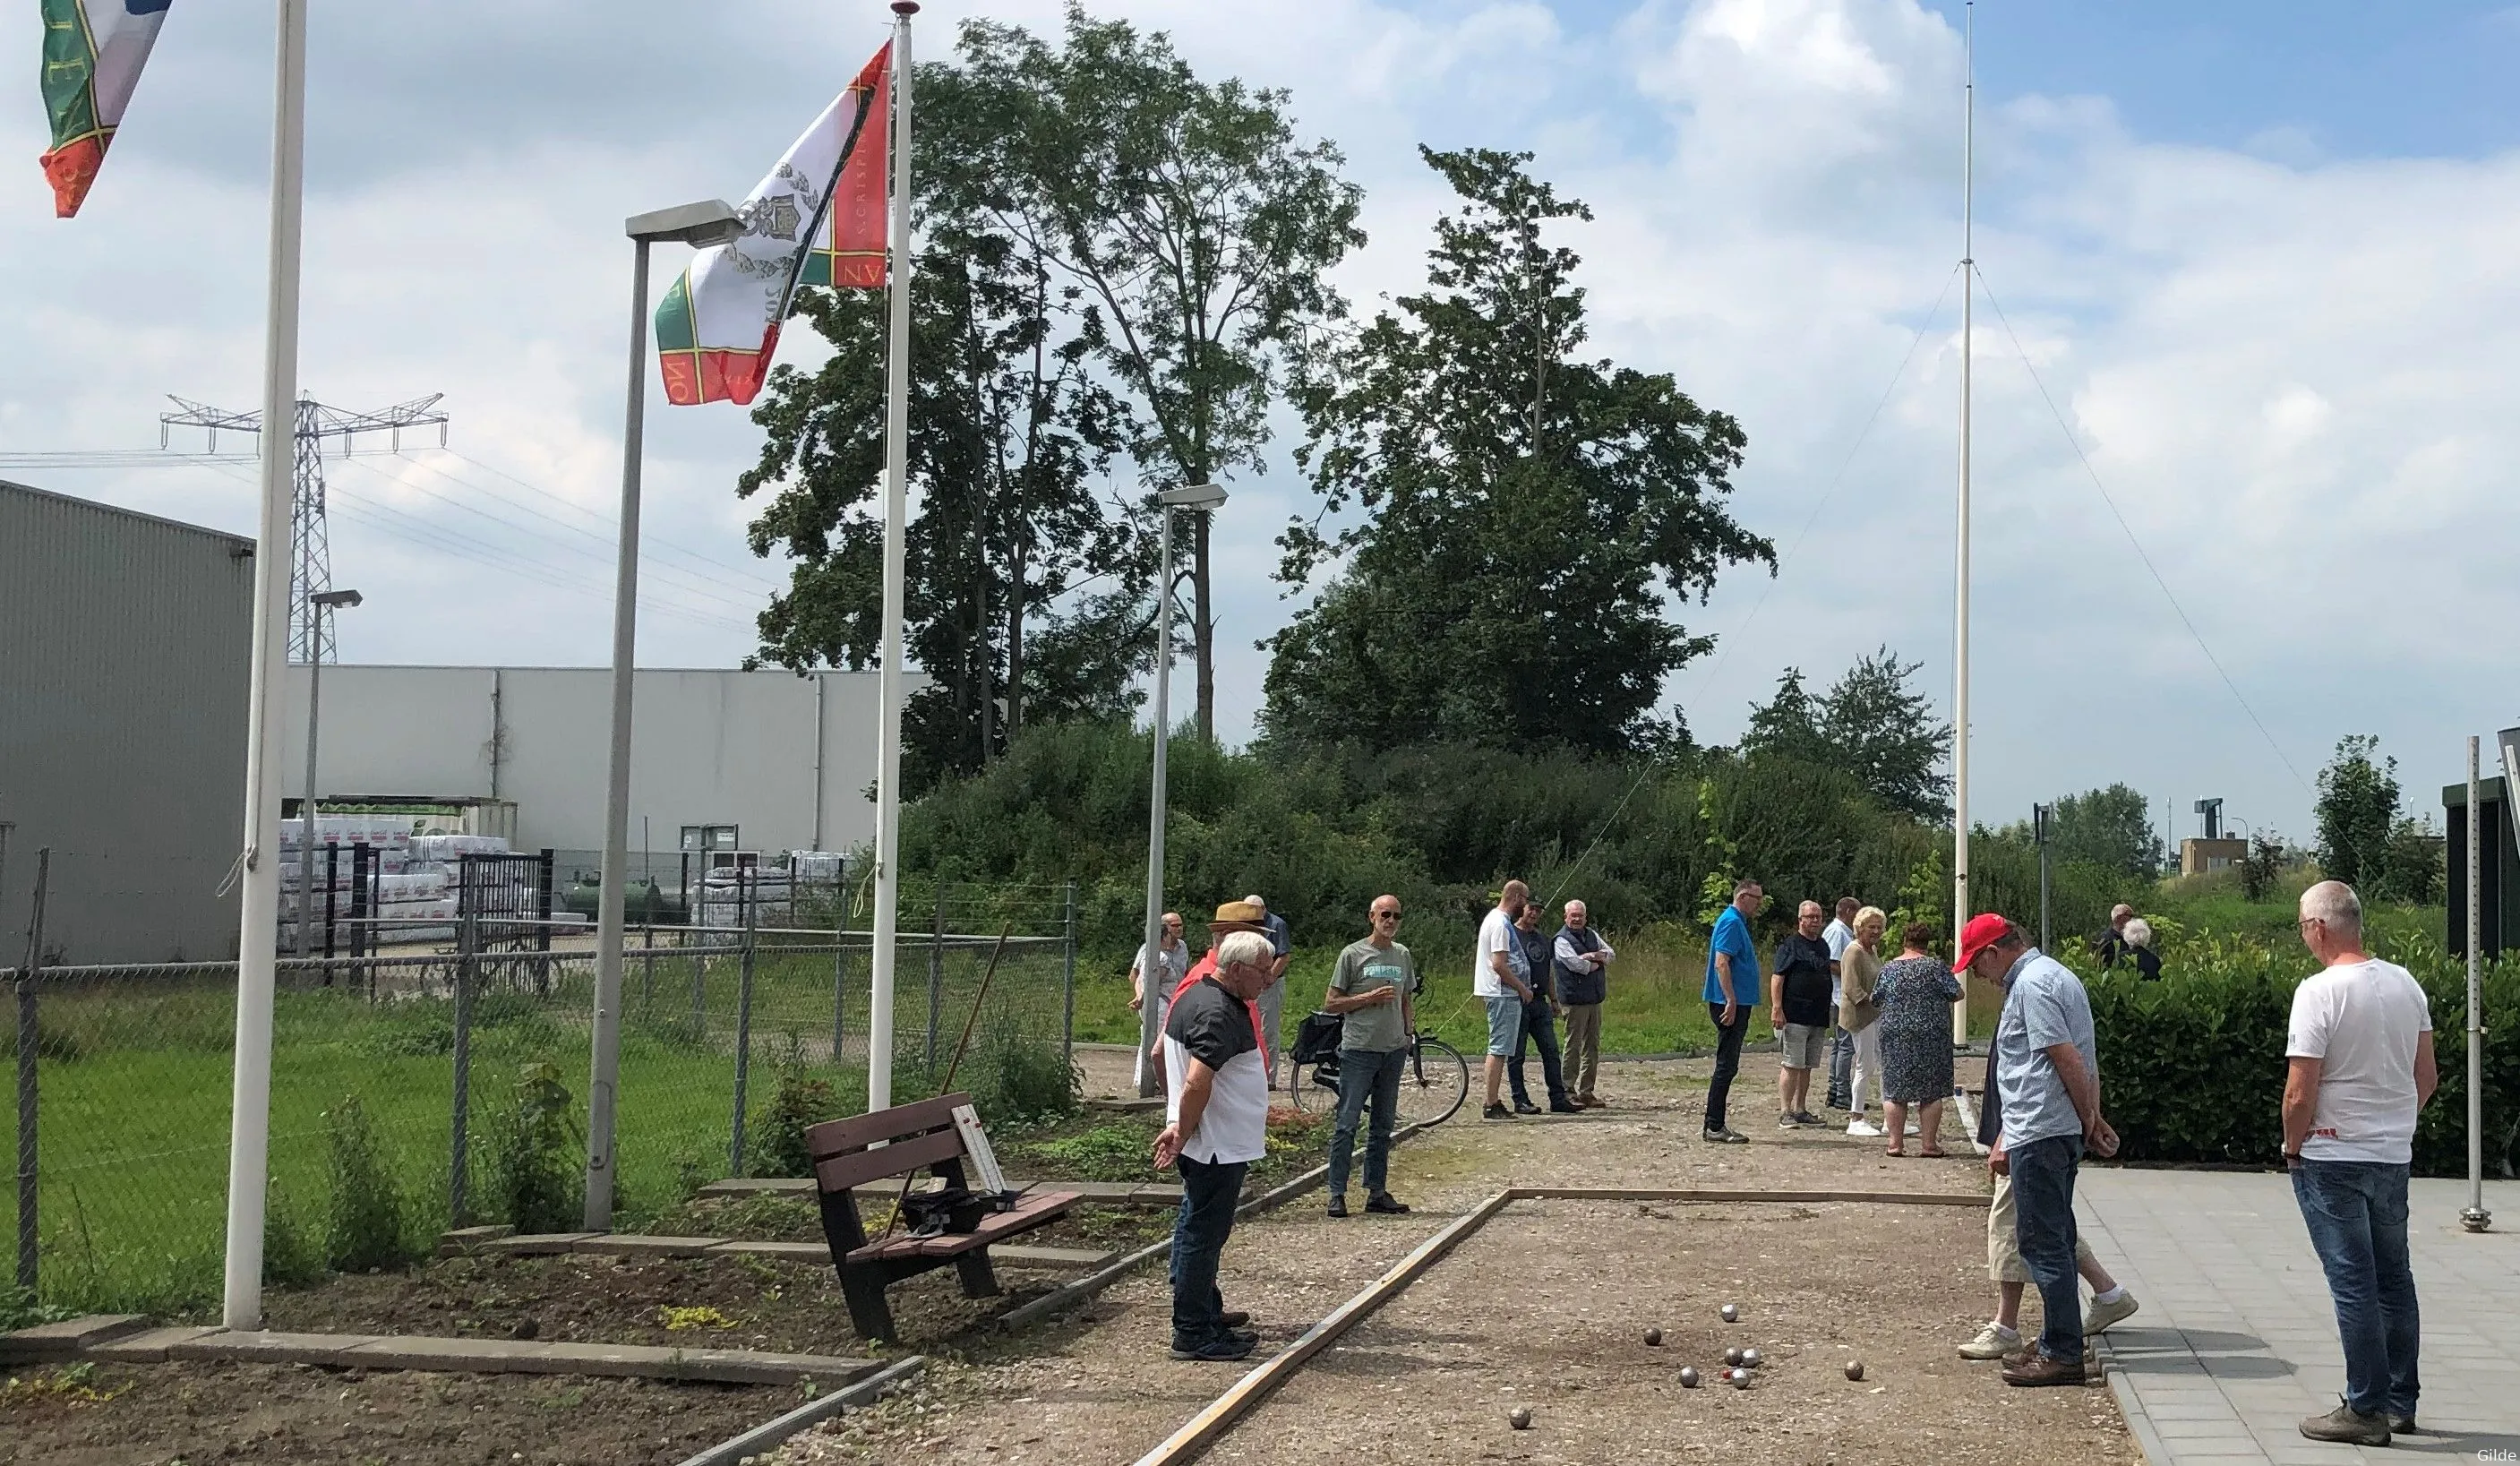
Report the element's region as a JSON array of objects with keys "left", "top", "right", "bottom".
[{"left": 39, "top": 0, "right": 173, "bottom": 218}]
